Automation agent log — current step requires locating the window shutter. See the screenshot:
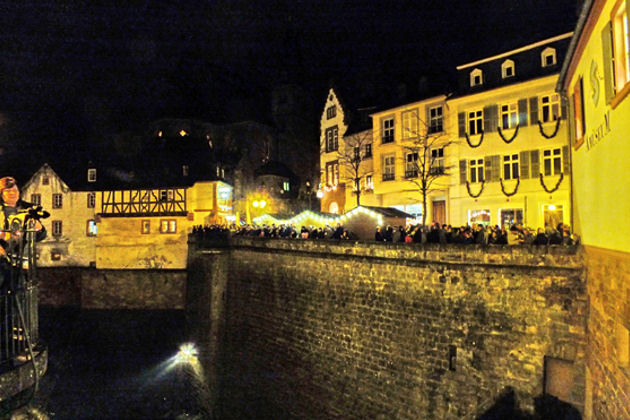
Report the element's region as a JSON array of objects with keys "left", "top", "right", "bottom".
[
  {"left": 530, "top": 150, "right": 540, "bottom": 178},
  {"left": 459, "top": 159, "right": 467, "bottom": 184},
  {"left": 567, "top": 94, "right": 576, "bottom": 146},
  {"left": 529, "top": 97, "right": 538, "bottom": 124},
  {"left": 491, "top": 155, "right": 500, "bottom": 181},
  {"left": 484, "top": 156, "right": 492, "bottom": 182},
  {"left": 601, "top": 22, "right": 615, "bottom": 104},
  {"left": 426, "top": 106, "right": 431, "bottom": 132},
  {"left": 561, "top": 95, "right": 568, "bottom": 119},
  {"left": 483, "top": 105, "right": 498, "bottom": 132},
  {"left": 458, "top": 112, "right": 466, "bottom": 137},
  {"left": 518, "top": 99, "right": 528, "bottom": 126},
  {"left": 562, "top": 146, "right": 570, "bottom": 174},
  {"left": 519, "top": 151, "right": 530, "bottom": 179}
]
